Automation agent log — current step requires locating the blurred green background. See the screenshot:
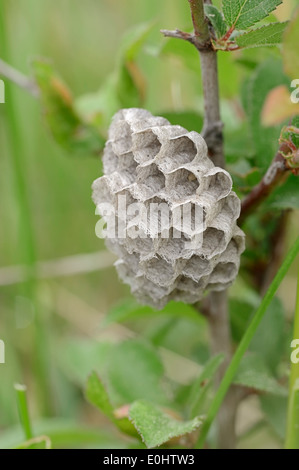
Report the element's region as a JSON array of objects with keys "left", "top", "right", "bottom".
[{"left": 0, "top": 0, "right": 298, "bottom": 449}]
